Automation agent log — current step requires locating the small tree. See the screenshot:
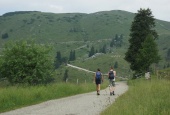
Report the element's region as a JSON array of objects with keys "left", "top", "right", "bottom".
[
  {"left": 54, "top": 51, "right": 62, "bottom": 69},
  {"left": 2, "top": 33, "right": 9, "bottom": 39},
  {"left": 69, "top": 50, "right": 76, "bottom": 61},
  {"left": 89, "top": 46, "right": 95, "bottom": 57},
  {"left": 166, "top": 48, "right": 170, "bottom": 61},
  {"left": 63, "top": 69, "right": 68, "bottom": 82},
  {"left": 114, "top": 61, "right": 118, "bottom": 69},
  {"left": 0, "top": 40, "right": 54, "bottom": 85}
]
